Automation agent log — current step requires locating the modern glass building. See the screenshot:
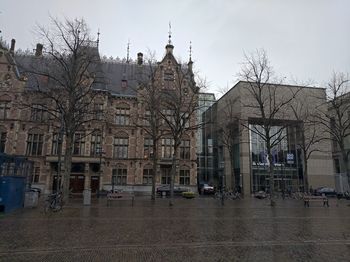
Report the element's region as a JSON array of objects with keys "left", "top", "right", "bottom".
[{"left": 249, "top": 124, "right": 304, "bottom": 193}]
